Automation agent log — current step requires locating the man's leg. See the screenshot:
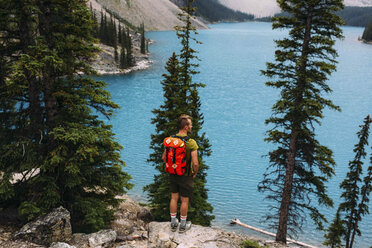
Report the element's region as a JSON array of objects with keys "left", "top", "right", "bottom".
[
  {"left": 179, "top": 176, "right": 193, "bottom": 233},
  {"left": 179, "top": 196, "right": 191, "bottom": 233},
  {"left": 170, "top": 193, "right": 179, "bottom": 231},
  {"left": 180, "top": 196, "right": 189, "bottom": 217},
  {"left": 170, "top": 192, "right": 179, "bottom": 214}
]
